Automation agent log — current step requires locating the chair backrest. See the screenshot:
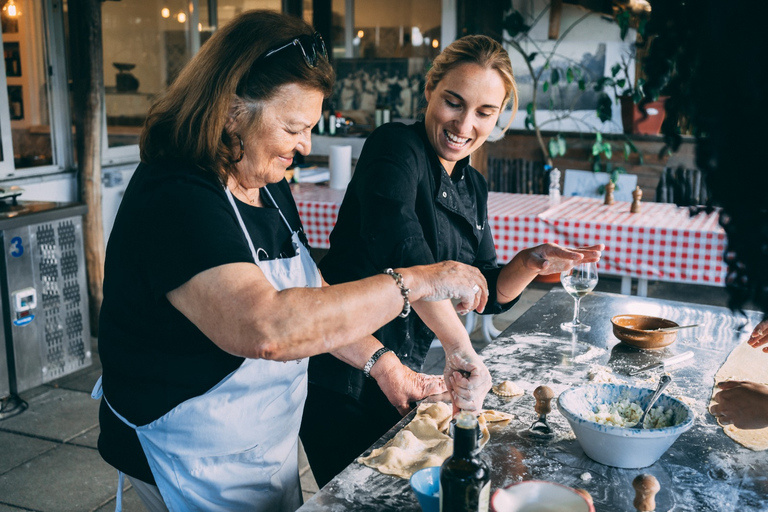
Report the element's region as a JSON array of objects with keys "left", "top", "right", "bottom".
[
  {"left": 656, "top": 166, "right": 708, "bottom": 206},
  {"left": 562, "top": 169, "right": 638, "bottom": 202},
  {"left": 486, "top": 157, "right": 548, "bottom": 194}
]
